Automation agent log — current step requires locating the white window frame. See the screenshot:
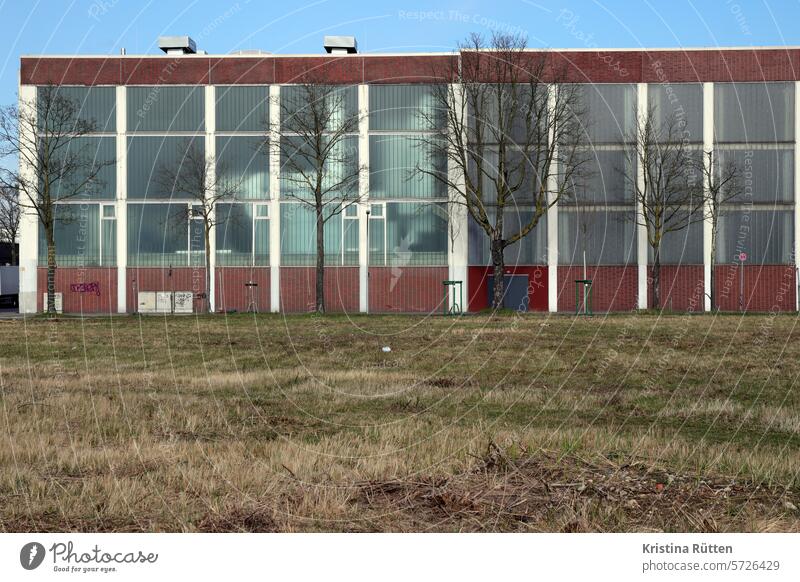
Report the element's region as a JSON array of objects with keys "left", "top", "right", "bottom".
[
  {"left": 369, "top": 201, "right": 387, "bottom": 266},
  {"left": 342, "top": 203, "right": 359, "bottom": 265},
  {"left": 100, "top": 202, "right": 116, "bottom": 267},
  {"left": 254, "top": 202, "right": 270, "bottom": 267}
]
